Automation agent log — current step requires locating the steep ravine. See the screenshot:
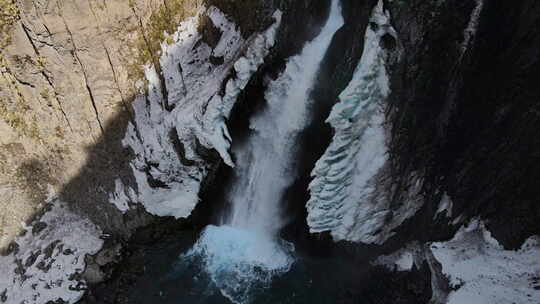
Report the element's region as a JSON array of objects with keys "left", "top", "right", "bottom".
[{"left": 0, "top": 0, "right": 539, "bottom": 303}]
